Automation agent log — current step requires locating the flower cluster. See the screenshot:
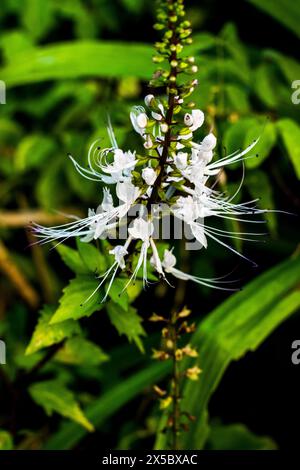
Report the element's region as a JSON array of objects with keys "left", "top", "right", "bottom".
[
  {"left": 33, "top": 93, "right": 268, "bottom": 301},
  {"left": 32, "top": 0, "right": 271, "bottom": 302}
]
